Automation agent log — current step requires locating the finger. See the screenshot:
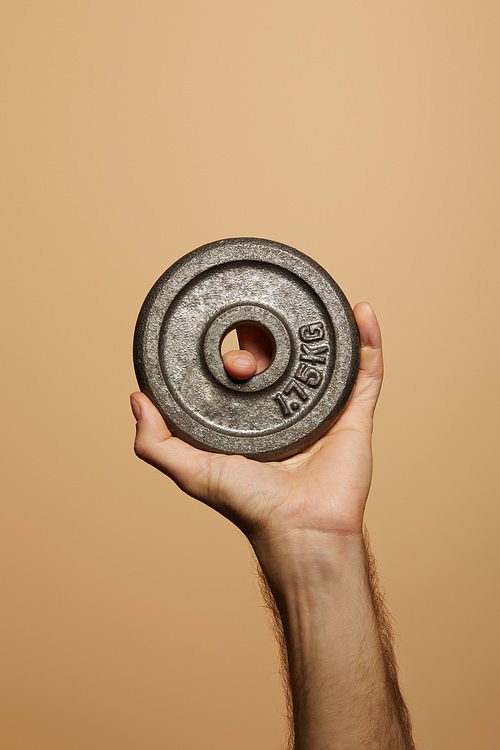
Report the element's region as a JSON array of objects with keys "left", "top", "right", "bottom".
[
  {"left": 348, "top": 302, "right": 384, "bottom": 415},
  {"left": 130, "top": 391, "right": 214, "bottom": 500},
  {"left": 222, "top": 325, "right": 273, "bottom": 379},
  {"left": 222, "top": 349, "right": 257, "bottom": 379},
  {"left": 236, "top": 325, "right": 273, "bottom": 374}
]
